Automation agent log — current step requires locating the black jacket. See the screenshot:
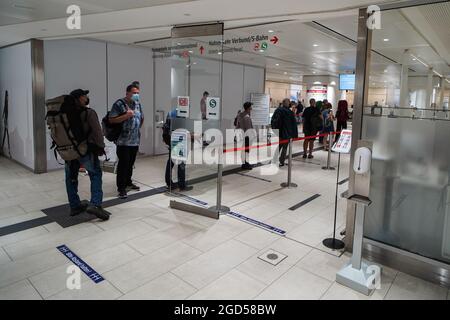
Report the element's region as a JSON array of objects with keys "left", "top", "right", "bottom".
[{"left": 271, "top": 106, "right": 298, "bottom": 140}]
